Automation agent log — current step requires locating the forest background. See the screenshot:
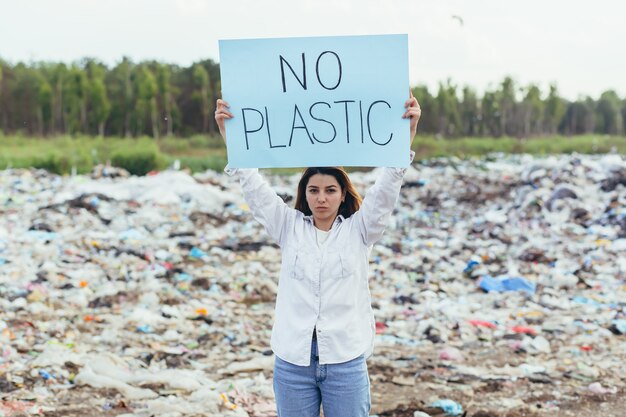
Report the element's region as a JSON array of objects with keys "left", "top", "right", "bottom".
[{"left": 1, "top": 57, "right": 625, "bottom": 175}]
